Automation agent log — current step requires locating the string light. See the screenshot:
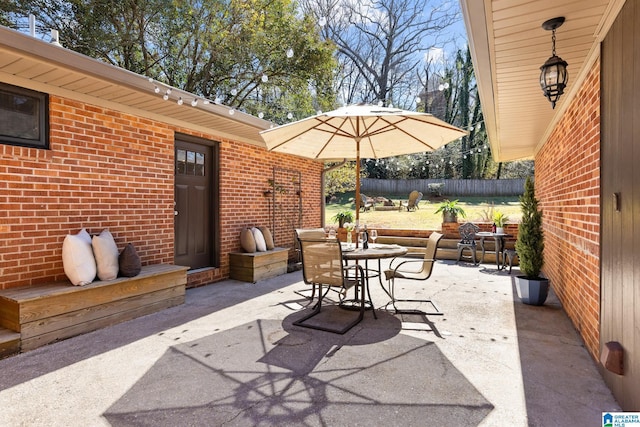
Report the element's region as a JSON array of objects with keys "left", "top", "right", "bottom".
[
  {"left": 191, "top": 99, "right": 198, "bottom": 107},
  {"left": 177, "top": 97, "right": 183, "bottom": 105},
  {"left": 286, "top": 48, "right": 294, "bottom": 58}
]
